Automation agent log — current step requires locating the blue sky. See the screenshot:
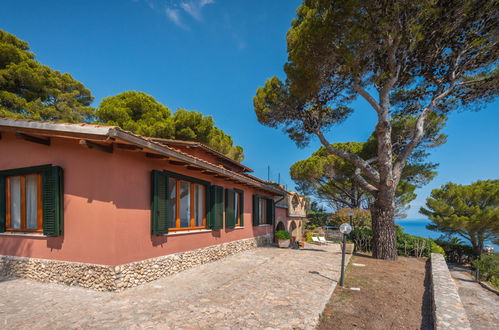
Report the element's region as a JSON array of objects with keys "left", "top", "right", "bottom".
[{"left": 2, "top": 0, "right": 498, "bottom": 219}]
